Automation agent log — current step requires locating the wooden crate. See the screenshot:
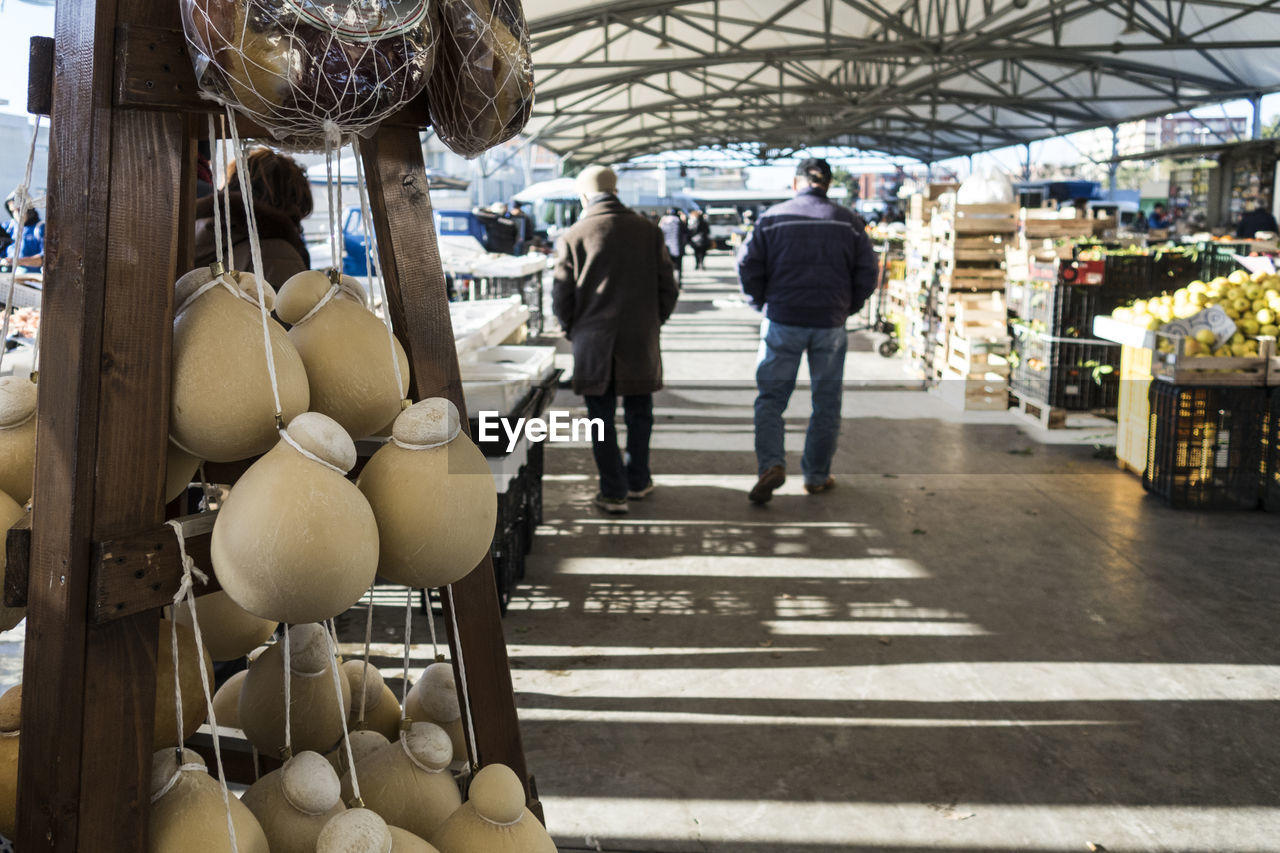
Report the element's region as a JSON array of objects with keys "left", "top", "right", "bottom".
[
  {"left": 948, "top": 203, "right": 1019, "bottom": 234},
  {"left": 944, "top": 266, "right": 1007, "bottom": 292},
  {"left": 1151, "top": 338, "right": 1277, "bottom": 386},
  {"left": 952, "top": 235, "right": 1009, "bottom": 262},
  {"left": 935, "top": 369, "right": 1010, "bottom": 411},
  {"left": 949, "top": 291, "right": 1007, "bottom": 334},
  {"left": 948, "top": 334, "right": 1011, "bottom": 376}
]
